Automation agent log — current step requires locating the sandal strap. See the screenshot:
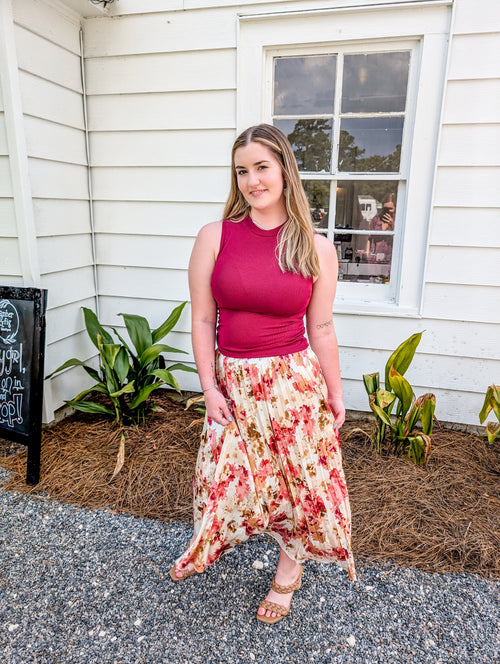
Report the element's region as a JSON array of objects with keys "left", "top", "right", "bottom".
[
  {"left": 258, "top": 600, "right": 290, "bottom": 617},
  {"left": 271, "top": 565, "right": 302, "bottom": 594}
]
